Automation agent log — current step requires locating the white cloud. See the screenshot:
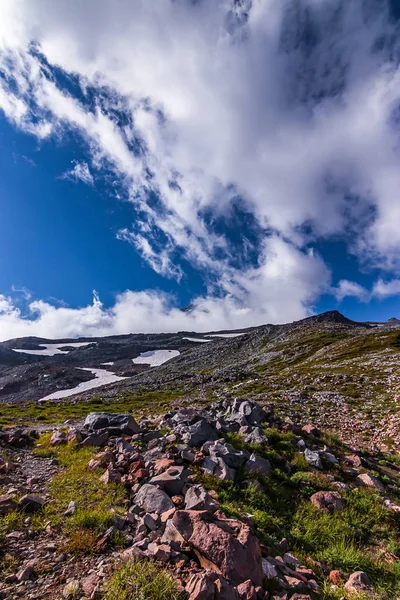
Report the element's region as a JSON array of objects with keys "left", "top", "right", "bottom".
[
  {"left": 62, "top": 161, "right": 94, "bottom": 186},
  {"left": 332, "top": 279, "right": 369, "bottom": 303},
  {"left": 372, "top": 278, "right": 400, "bottom": 299},
  {"left": 0, "top": 1, "right": 400, "bottom": 336},
  {"left": 0, "top": 237, "right": 329, "bottom": 340}
]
